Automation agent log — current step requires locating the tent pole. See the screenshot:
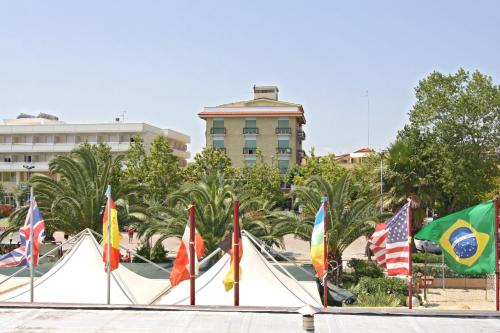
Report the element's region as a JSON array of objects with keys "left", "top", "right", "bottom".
[
  {"left": 29, "top": 187, "right": 34, "bottom": 303},
  {"left": 106, "top": 185, "right": 111, "bottom": 305},
  {"left": 234, "top": 199, "right": 240, "bottom": 306},
  {"left": 408, "top": 199, "right": 413, "bottom": 310},
  {"left": 494, "top": 196, "right": 499, "bottom": 312},
  {"left": 323, "top": 195, "right": 328, "bottom": 308},
  {"left": 189, "top": 203, "right": 196, "bottom": 306}
]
